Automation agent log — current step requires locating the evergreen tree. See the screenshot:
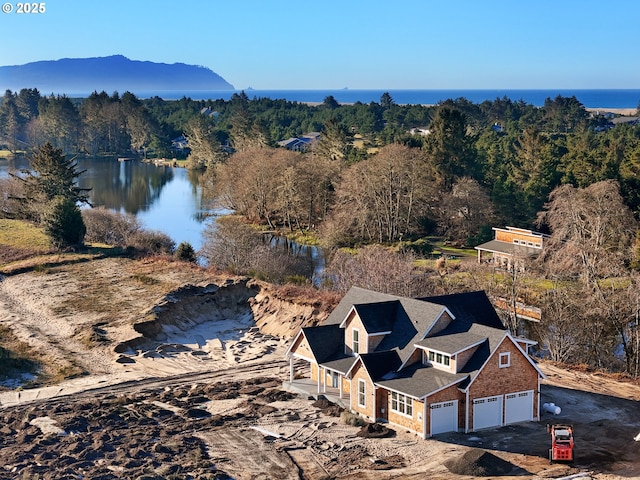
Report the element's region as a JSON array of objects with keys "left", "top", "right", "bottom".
[
  {"left": 175, "top": 241, "right": 197, "bottom": 263},
  {"left": 12, "top": 142, "right": 91, "bottom": 222},
  {"left": 43, "top": 196, "right": 86, "bottom": 249}
]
